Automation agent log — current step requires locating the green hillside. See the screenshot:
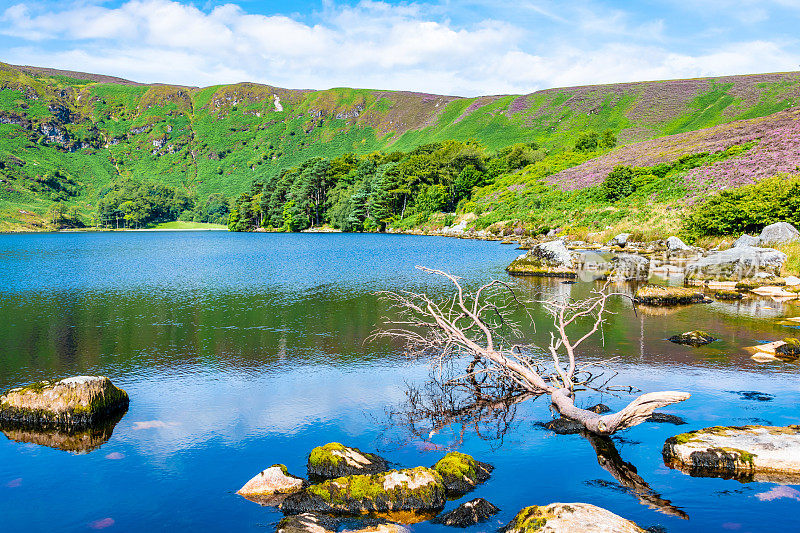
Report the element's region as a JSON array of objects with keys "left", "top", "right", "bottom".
[{"left": 1, "top": 61, "right": 799, "bottom": 230}]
